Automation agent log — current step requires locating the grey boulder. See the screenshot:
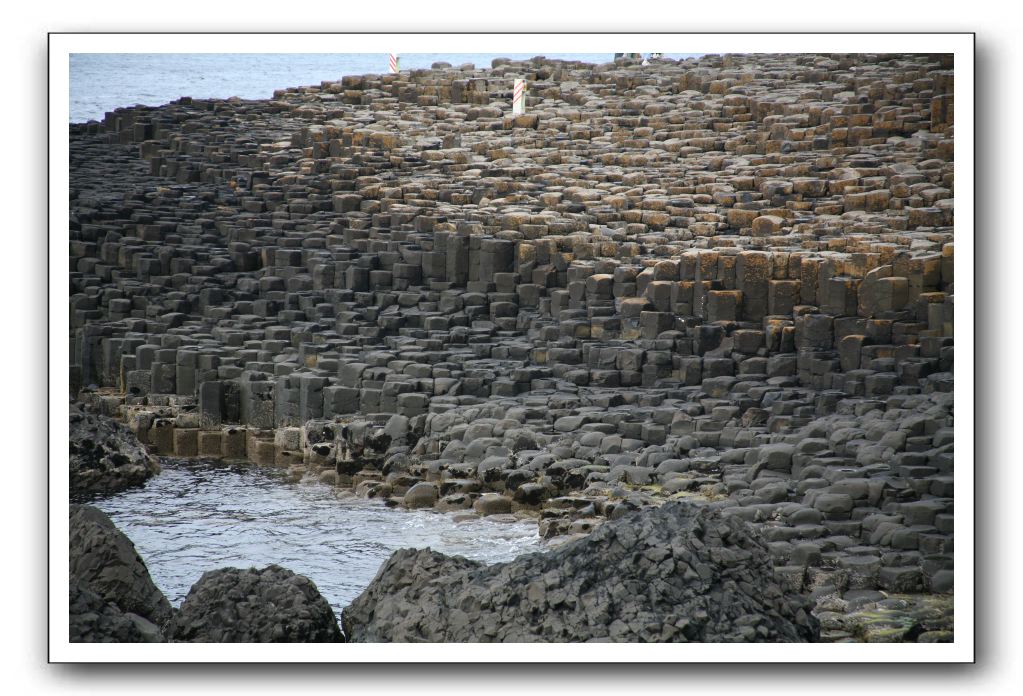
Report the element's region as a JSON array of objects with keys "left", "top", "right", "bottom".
[
  {"left": 70, "top": 403, "right": 160, "bottom": 498},
  {"left": 69, "top": 581, "right": 165, "bottom": 643},
  {"left": 167, "top": 565, "right": 343, "bottom": 642},
  {"left": 69, "top": 504, "right": 173, "bottom": 626}
]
